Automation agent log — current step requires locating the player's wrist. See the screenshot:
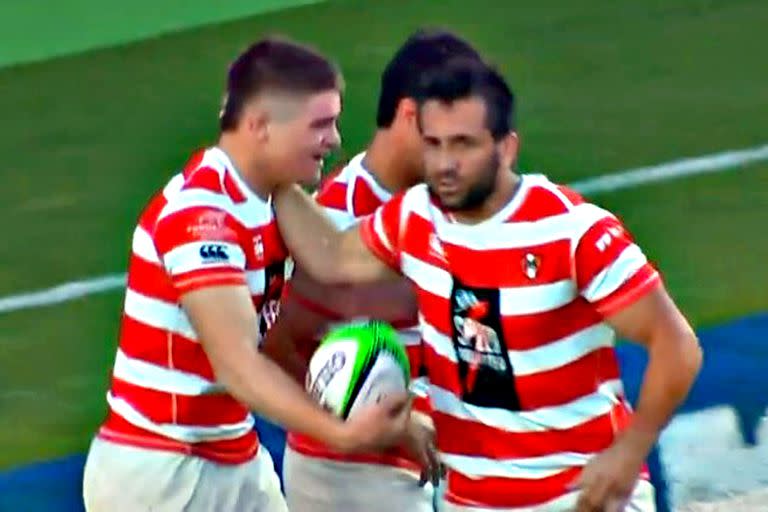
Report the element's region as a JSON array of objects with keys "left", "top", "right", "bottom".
[{"left": 311, "top": 409, "right": 353, "bottom": 452}]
